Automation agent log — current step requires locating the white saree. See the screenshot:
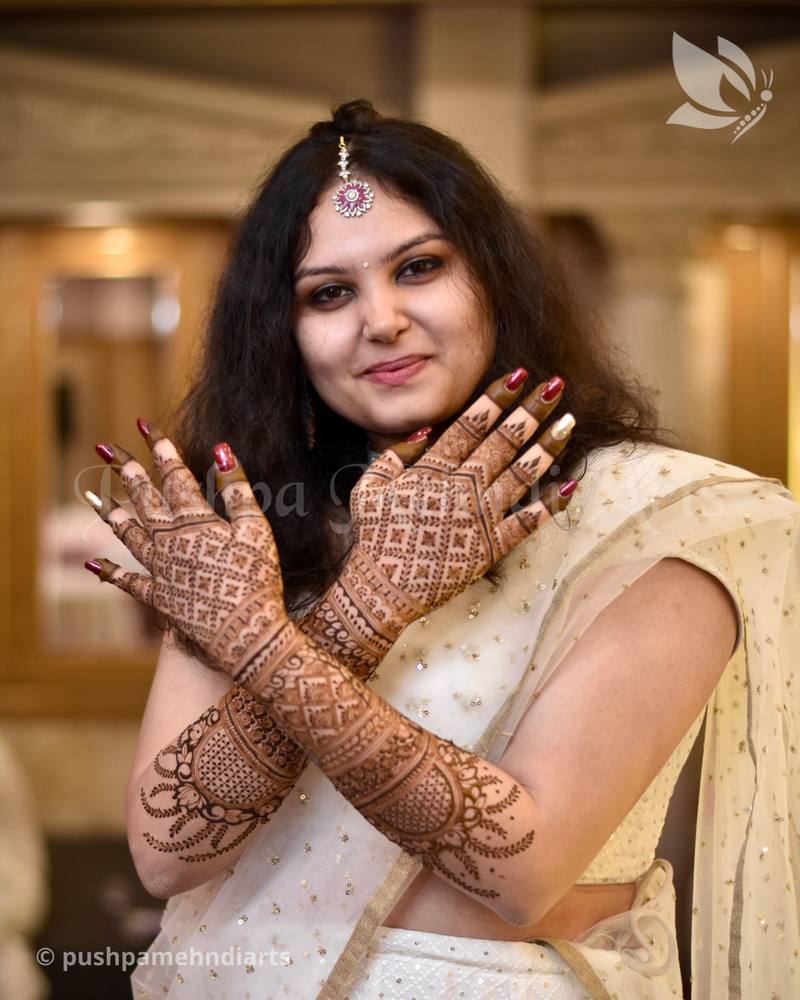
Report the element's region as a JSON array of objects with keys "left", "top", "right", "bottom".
[{"left": 131, "top": 443, "right": 799, "bottom": 1000}]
